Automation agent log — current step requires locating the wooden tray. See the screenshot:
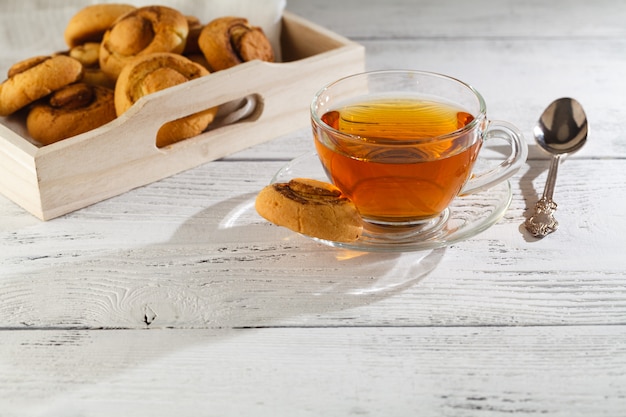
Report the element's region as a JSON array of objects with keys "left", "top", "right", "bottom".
[{"left": 0, "top": 11, "right": 365, "bottom": 220}]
